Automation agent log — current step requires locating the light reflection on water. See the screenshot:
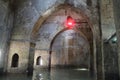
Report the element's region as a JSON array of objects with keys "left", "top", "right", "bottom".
[
  {"left": 32, "top": 68, "right": 95, "bottom": 80},
  {"left": 0, "top": 68, "right": 95, "bottom": 80}
]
